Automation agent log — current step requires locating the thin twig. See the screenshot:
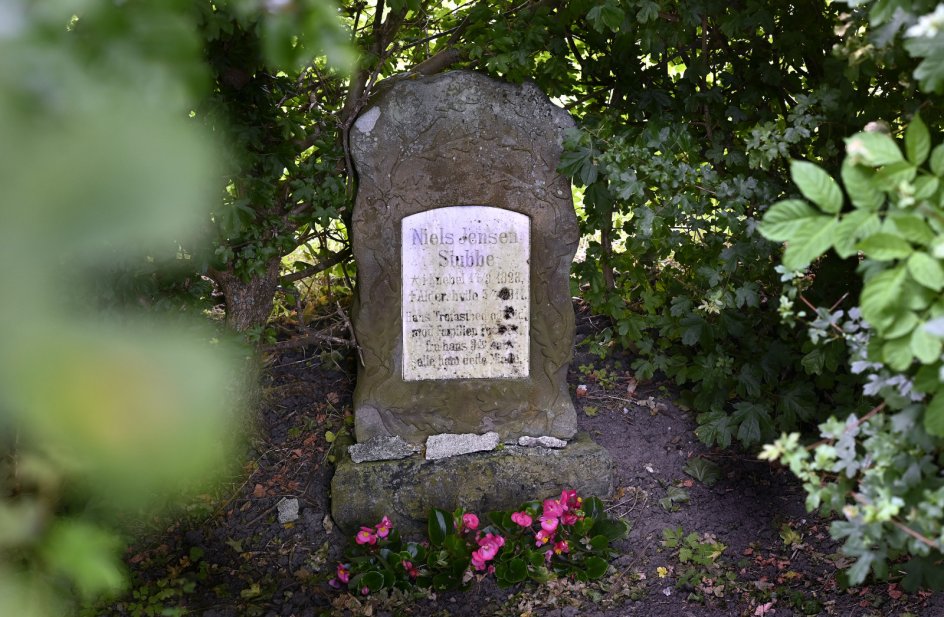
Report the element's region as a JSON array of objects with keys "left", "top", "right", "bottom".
[
  {"left": 852, "top": 493, "right": 941, "bottom": 551},
  {"left": 263, "top": 330, "right": 354, "bottom": 352},
  {"left": 337, "top": 301, "right": 365, "bottom": 366},
  {"left": 829, "top": 292, "right": 850, "bottom": 313},
  {"left": 799, "top": 294, "right": 845, "bottom": 336}
]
